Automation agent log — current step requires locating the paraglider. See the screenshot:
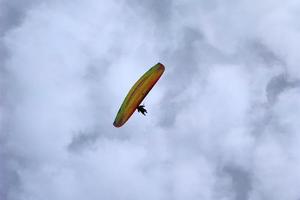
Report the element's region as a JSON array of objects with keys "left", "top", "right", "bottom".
[
  {"left": 113, "top": 63, "right": 165, "bottom": 127},
  {"left": 137, "top": 104, "right": 147, "bottom": 116}
]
